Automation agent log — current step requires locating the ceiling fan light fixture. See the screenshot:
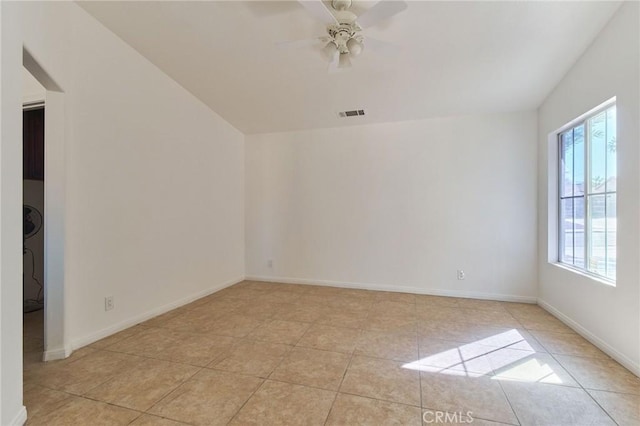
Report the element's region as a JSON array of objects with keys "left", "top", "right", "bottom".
[
  {"left": 338, "top": 52, "right": 352, "bottom": 68},
  {"left": 346, "top": 38, "right": 363, "bottom": 57},
  {"left": 323, "top": 42, "right": 338, "bottom": 59},
  {"left": 332, "top": 0, "right": 352, "bottom": 11}
]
